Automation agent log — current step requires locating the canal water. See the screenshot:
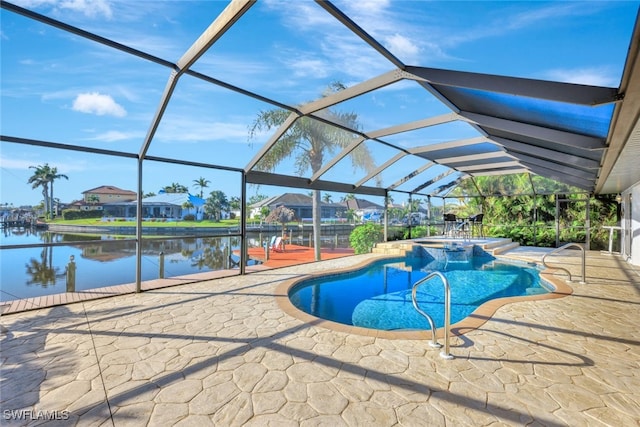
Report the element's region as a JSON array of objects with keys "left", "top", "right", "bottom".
[
  {"left": 1, "top": 228, "right": 243, "bottom": 302},
  {"left": 0, "top": 227, "right": 353, "bottom": 302}
]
